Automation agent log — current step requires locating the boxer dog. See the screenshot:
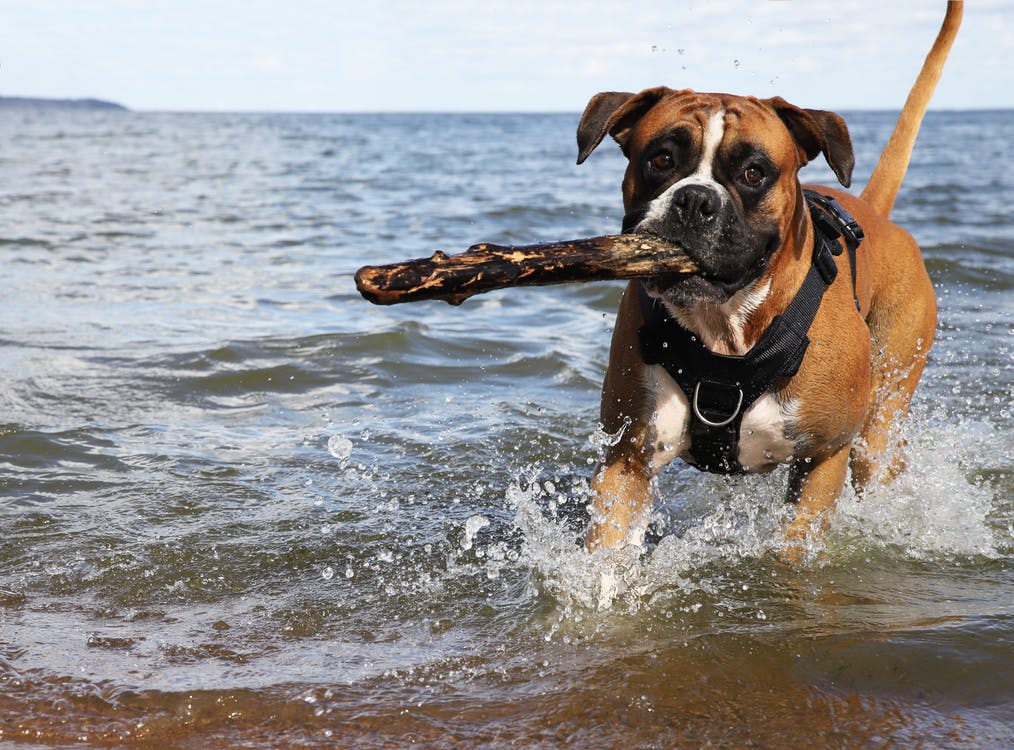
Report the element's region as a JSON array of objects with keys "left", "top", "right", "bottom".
[{"left": 579, "top": 2, "right": 962, "bottom": 554}]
